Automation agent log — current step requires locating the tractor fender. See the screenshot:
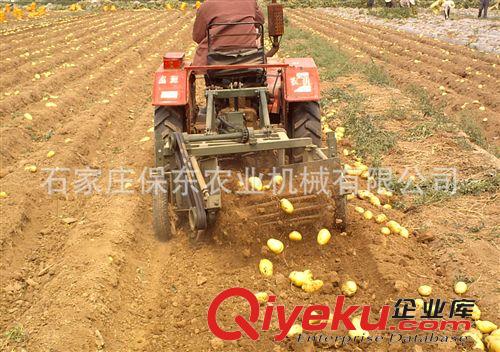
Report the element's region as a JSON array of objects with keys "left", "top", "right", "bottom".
[
  {"left": 152, "top": 65, "right": 189, "bottom": 106},
  {"left": 283, "top": 58, "right": 320, "bottom": 102}
]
